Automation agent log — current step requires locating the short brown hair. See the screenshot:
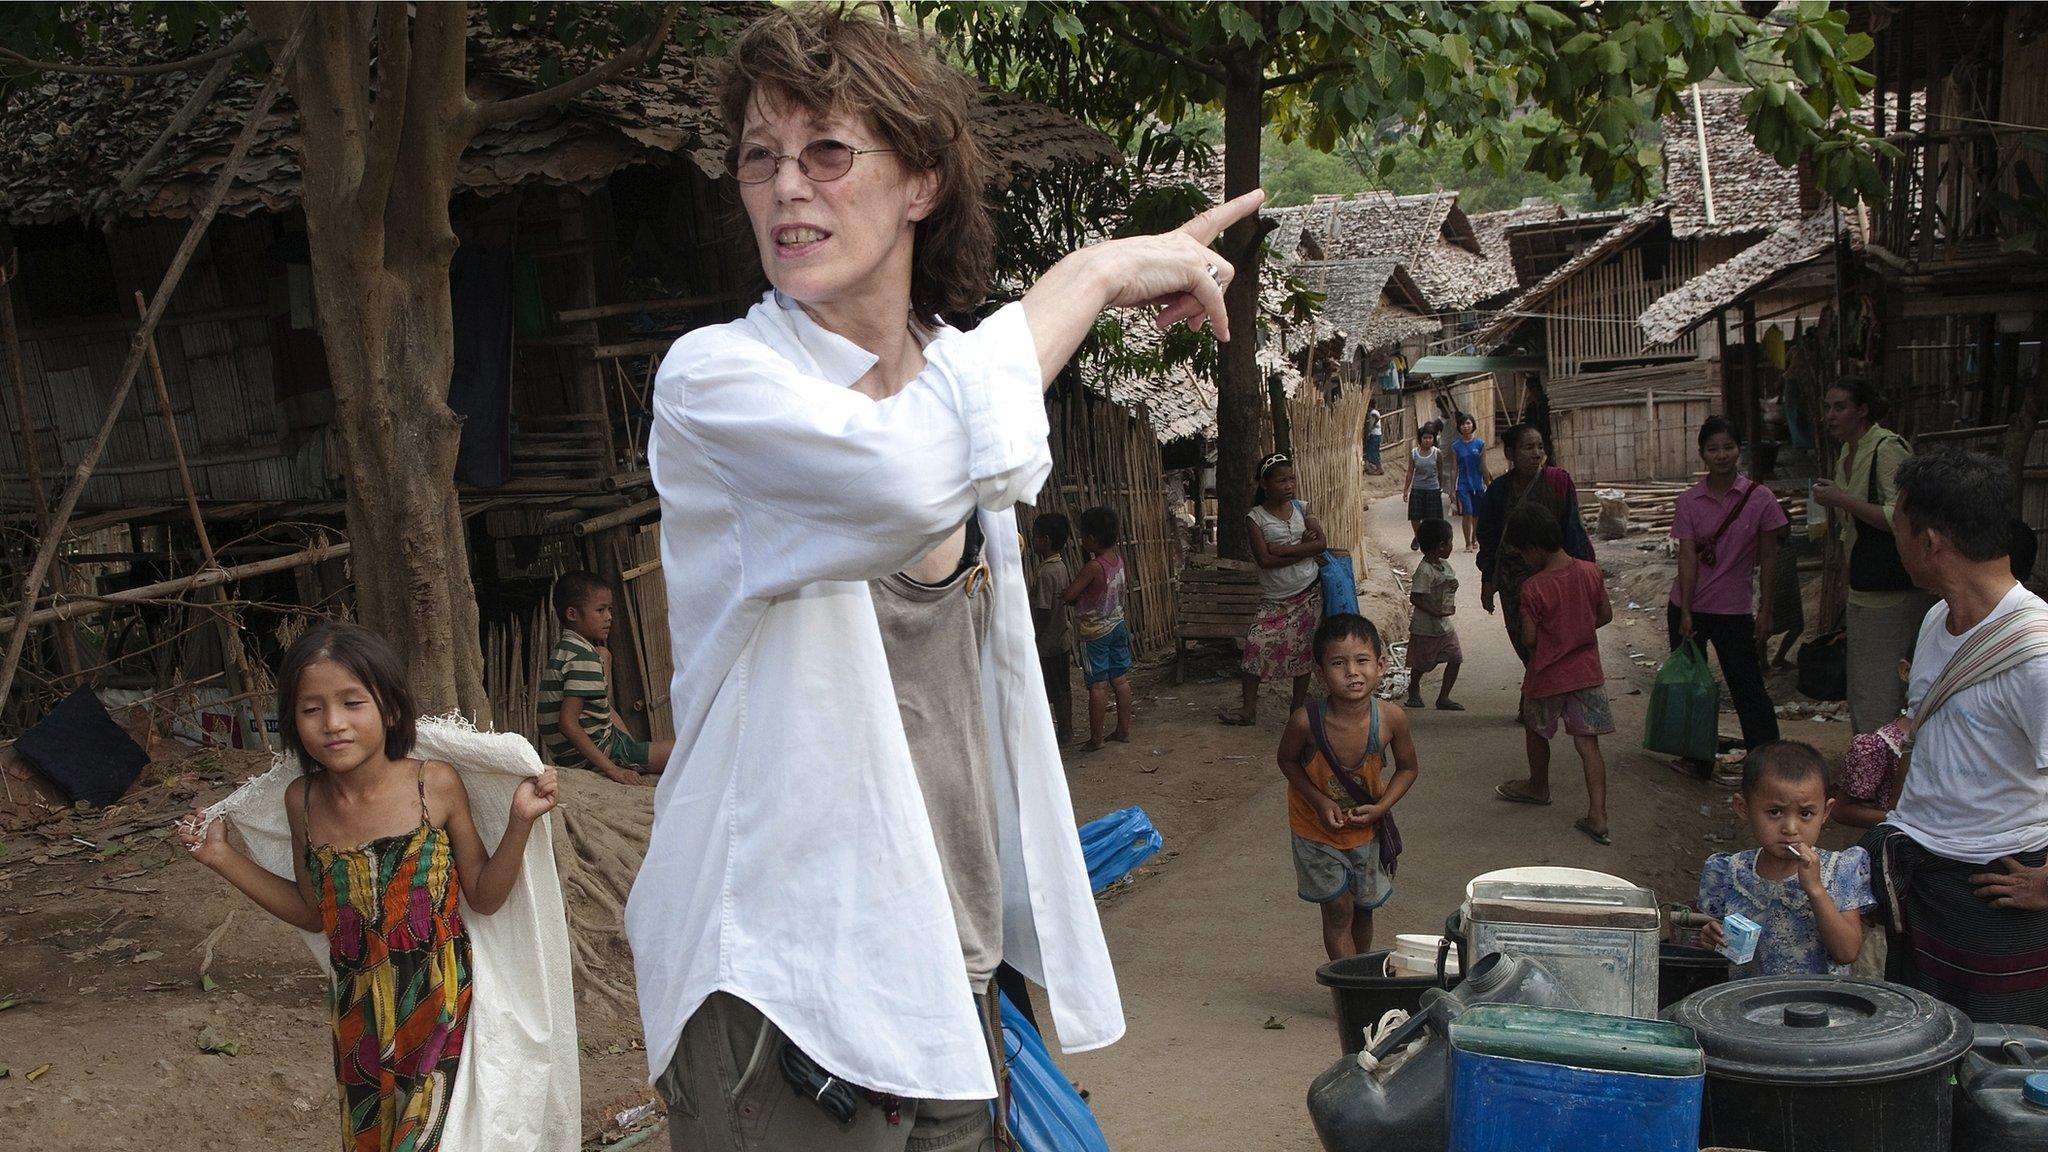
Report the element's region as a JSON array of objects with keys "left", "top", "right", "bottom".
[
  {"left": 720, "top": 7, "right": 994, "bottom": 318},
  {"left": 275, "top": 622, "right": 417, "bottom": 768}
]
